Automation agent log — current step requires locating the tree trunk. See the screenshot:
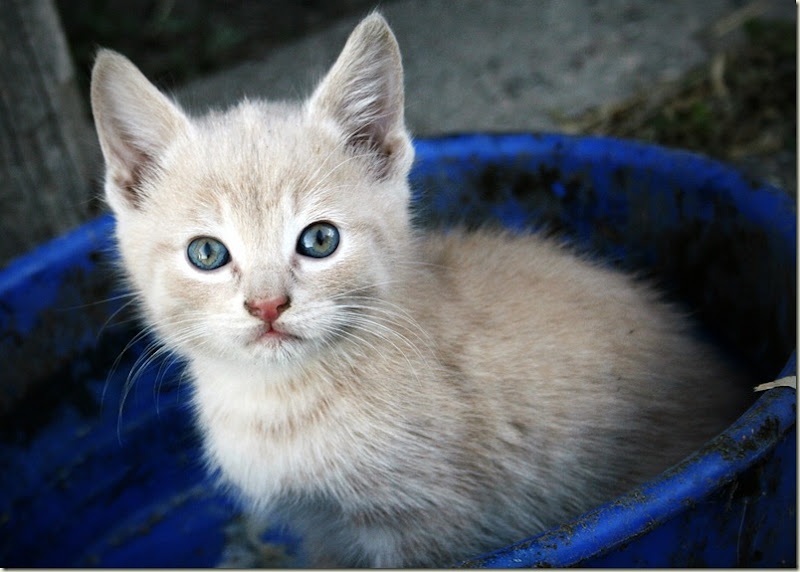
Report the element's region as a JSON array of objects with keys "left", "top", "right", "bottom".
[{"left": 0, "top": 0, "right": 95, "bottom": 268}]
